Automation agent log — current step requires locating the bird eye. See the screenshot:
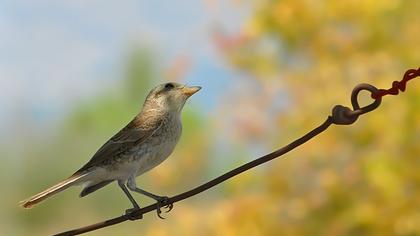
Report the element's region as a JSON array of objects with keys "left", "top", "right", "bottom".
[{"left": 165, "top": 83, "right": 175, "bottom": 89}]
